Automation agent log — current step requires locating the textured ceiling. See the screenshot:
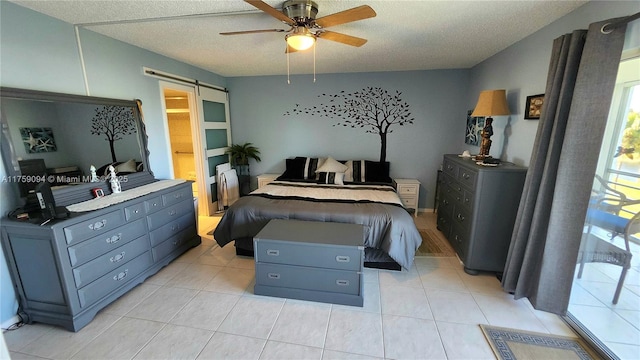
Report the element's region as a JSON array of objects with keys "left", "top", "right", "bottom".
[{"left": 10, "top": 0, "right": 588, "bottom": 77}]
